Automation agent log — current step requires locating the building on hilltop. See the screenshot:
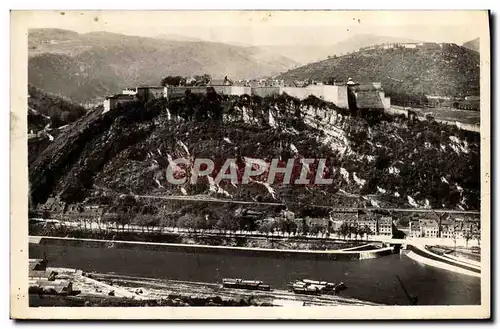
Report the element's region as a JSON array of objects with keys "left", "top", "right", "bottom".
[
  {"left": 350, "top": 81, "right": 391, "bottom": 111},
  {"left": 122, "top": 88, "right": 137, "bottom": 95},
  {"left": 136, "top": 86, "right": 167, "bottom": 103},
  {"left": 103, "top": 94, "right": 136, "bottom": 112}
]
